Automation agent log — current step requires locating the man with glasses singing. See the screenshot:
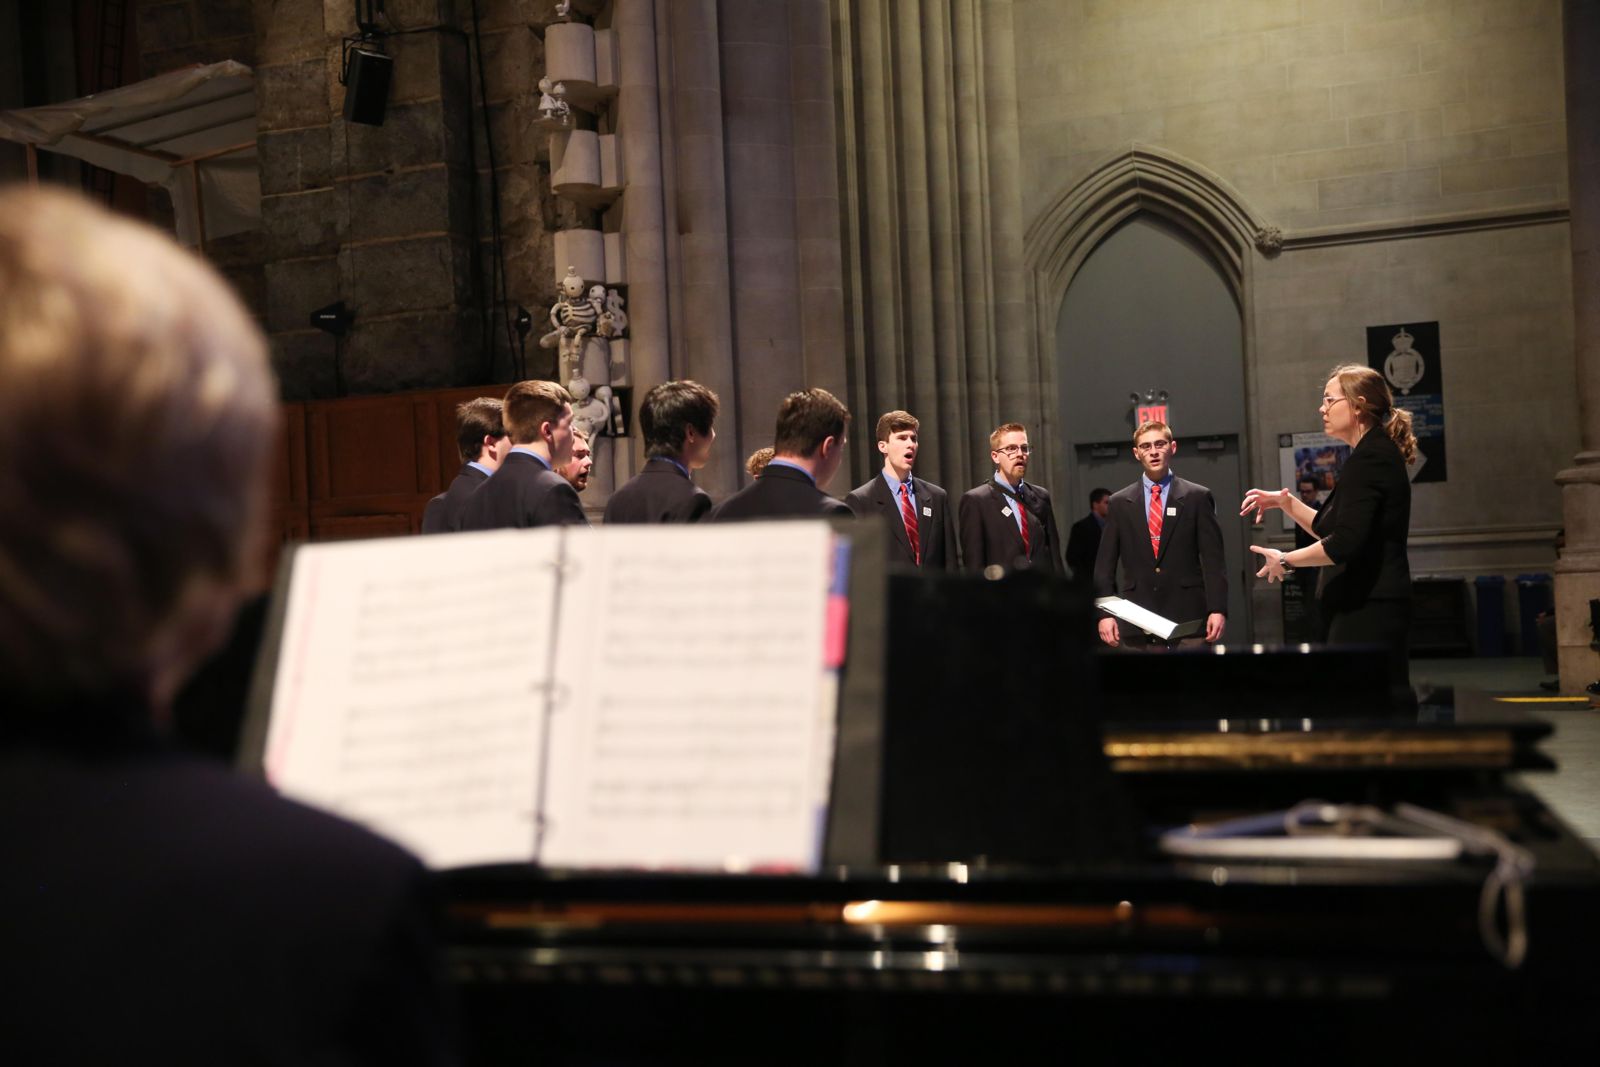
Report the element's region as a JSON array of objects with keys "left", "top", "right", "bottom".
[
  {"left": 1094, "top": 421, "right": 1227, "bottom": 649},
  {"left": 958, "top": 422, "right": 1063, "bottom": 574}
]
